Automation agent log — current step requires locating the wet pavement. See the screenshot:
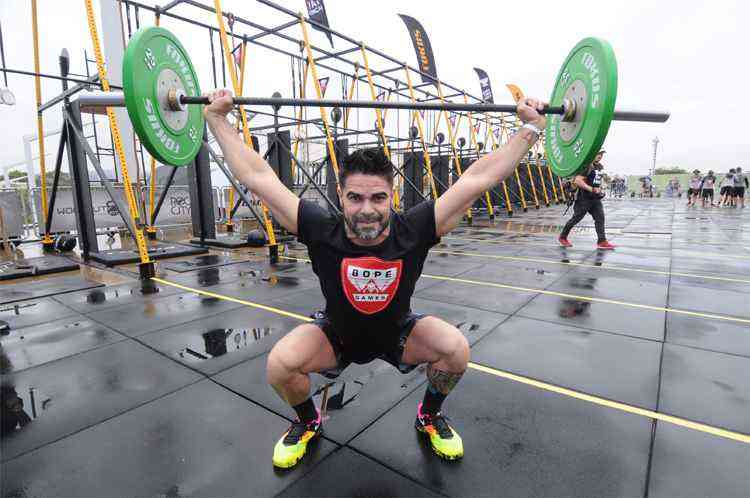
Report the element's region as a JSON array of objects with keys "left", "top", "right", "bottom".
[{"left": 1, "top": 198, "right": 749, "bottom": 497}]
